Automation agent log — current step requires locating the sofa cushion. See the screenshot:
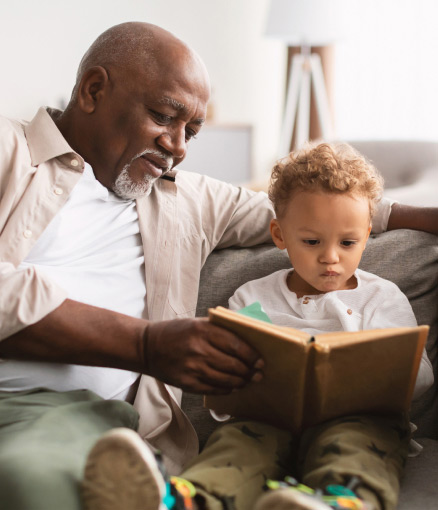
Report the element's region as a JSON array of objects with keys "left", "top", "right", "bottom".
[{"left": 398, "top": 438, "right": 438, "bottom": 510}]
